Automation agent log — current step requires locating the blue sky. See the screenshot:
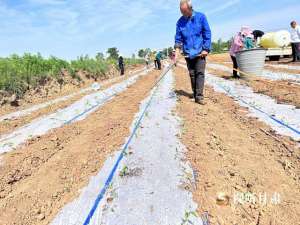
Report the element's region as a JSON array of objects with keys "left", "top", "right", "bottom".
[{"left": 0, "top": 0, "right": 299, "bottom": 59}]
